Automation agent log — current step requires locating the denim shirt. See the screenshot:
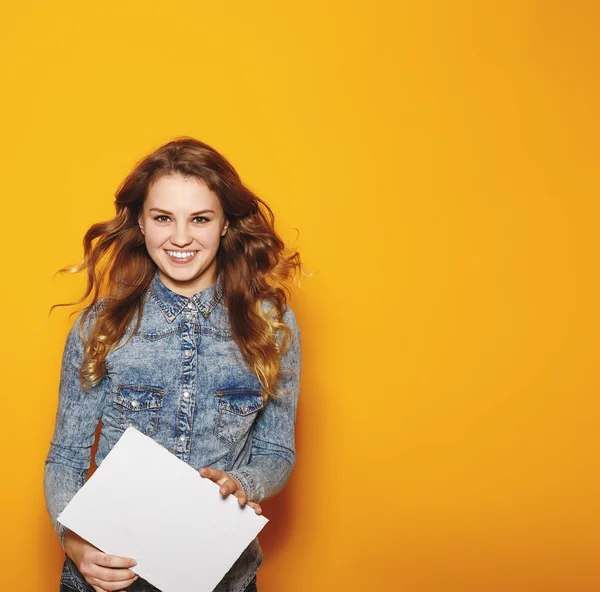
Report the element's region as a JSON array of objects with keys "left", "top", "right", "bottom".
[{"left": 44, "top": 270, "right": 301, "bottom": 592}]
